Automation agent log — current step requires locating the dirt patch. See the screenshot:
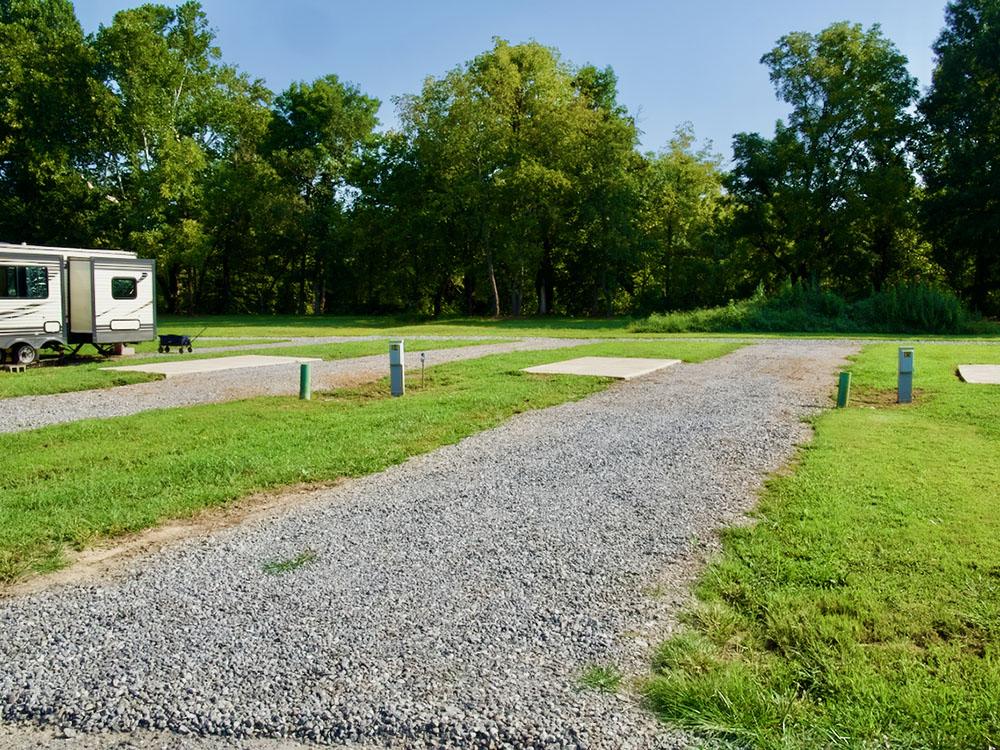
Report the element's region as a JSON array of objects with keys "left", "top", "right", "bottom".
[
  {"left": 0, "top": 480, "right": 347, "bottom": 600},
  {"left": 852, "top": 386, "right": 926, "bottom": 408}
]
